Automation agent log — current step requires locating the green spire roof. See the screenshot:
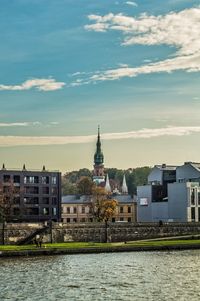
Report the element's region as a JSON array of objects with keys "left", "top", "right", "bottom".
[{"left": 94, "top": 126, "right": 104, "bottom": 165}]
